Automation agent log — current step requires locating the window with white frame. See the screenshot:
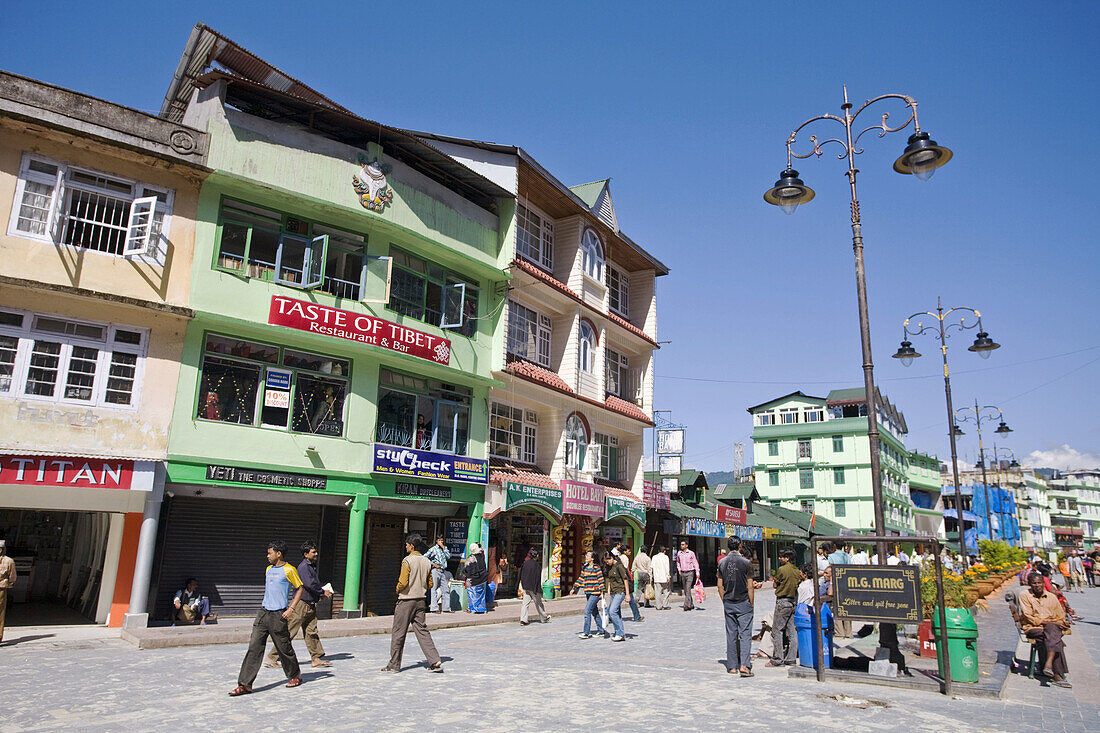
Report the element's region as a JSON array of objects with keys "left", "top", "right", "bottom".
[
  {"left": 489, "top": 402, "right": 538, "bottom": 464},
  {"left": 779, "top": 407, "right": 799, "bottom": 424},
  {"left": 595, "top": 433, "right": 624, "bottom": 482},
  {"left": 757, "top": 410, "right": 775, "bottom": 426},
  {"left": 0, "top": 308, "right": 146, "bottom": 408},
  {"left": 506, "top": 300, "right": 551, "bottom": 367},
  {"left": 804, "top": 408, "right": 824, "bottom": 422},
  {"left": 581, "top": 229, "right": 604, "bottom": 281},
  {"left": 515, "top": 202, "right": 553, "bottom": 270},
  {"left": 607, "top": 263, "right": 629, "bottom": 317},
  {"left": 9, "top": 154, "right": 173, "bottom": 263},
  {"left": 376, "top": 368, "right": 471, "bottom": 454},
  {"left": 604, "top": 347, "right": 636, "bottom": 402},
  {"left": 564, "top": 414, "right": 589, "bottom": 471},
  {"left": 800, "top": 498, "right": 815, "bottom": 513},
  {"left": 578, "top": 321, "right": 596, "bottom": 374}
]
